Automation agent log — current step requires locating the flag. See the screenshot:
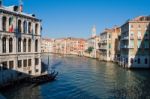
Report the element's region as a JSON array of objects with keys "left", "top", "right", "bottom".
[{"left": 9, "top": 17, "right": 14, "bottom": 33}]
